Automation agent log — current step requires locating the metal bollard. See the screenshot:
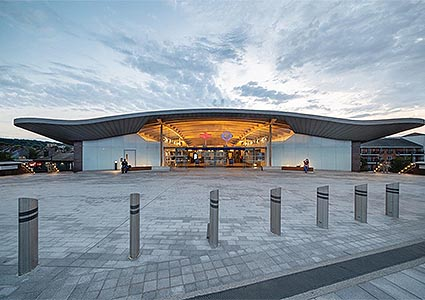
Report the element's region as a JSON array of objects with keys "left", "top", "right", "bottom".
[
  {"left": 316, "top": 186, "right": 329, "bottom": 229},
  {"left": 270, "top": 187, "right": 282, "bottom": 235},
  {"left": 18, "top": 198, "right": 38, "bottom": 275},
  {"left": 354, "top": 184, "right": 368, "bottom": 223},
  {"left": 129, "top": 193, "right": 140, "bottom": 260},
  {"left": 386, "top": 183, "right": 399, "bottom": 218},
  {"left": 207, "top": 190, "right": 219, "bottom": 248}
]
